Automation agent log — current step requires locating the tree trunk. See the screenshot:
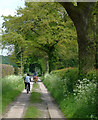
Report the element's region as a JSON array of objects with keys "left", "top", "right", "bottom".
[
  {"left": 75, "top": 9, "right": 96, "bottom": 78},
  {"left": 45, "top": 56, "right": 49, "bottom": 73},
  {"left": 95, "top": 9, "right": 98, "bottom": 69},
  {"left": 20, "top": 52, "right": 23, "bottom": 75},
  {"left": 60, "top": 2, "right": 95, "bottom": 78},
  {"left": 77, "top": 28, "right": 95, "bottom": 78},
  {"left": 48, "top": 52, "right": 55, "bottom": 73},
  {"left": 48, "top": 55, "right": 53, "bottom": 73}
]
